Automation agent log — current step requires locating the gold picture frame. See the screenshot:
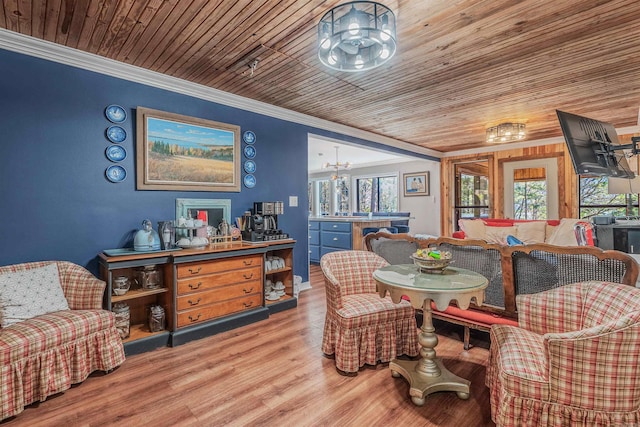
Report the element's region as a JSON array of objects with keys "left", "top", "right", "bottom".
[
  {"left": 136, "top": 107, "right": 240, "bottom": 191},
  {"left": 403, "top": 171, "right": 430, "bottom": 196}
]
